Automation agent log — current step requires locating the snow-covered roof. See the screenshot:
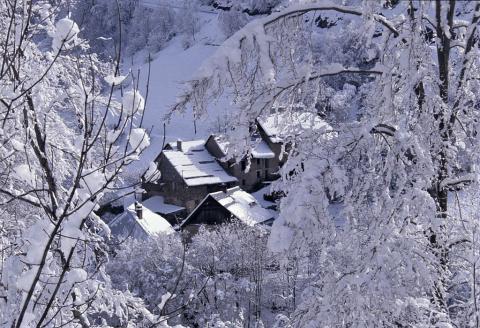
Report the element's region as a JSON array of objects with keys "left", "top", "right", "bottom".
[
  {"left": 109, "top": 202, "right": 174, "bottom": 239},
  {"left": 211, "top": 136, "right": 230, "bottom": 156},
  {"left": 257, "top": 111, "right": 331, "bottom": 143},
  {"left": 185, "top": 187, "right": 275, "bottom": 227},
  {"left": 211, "top": 135, "right": 275, "bottom": 159},
  {"left": 143, "top": 196, "right": 185, "bottom": 215},
  {"left": 251, "top": 139, "right": 275, "bottom": 159},
  {"left": 166, "top": 139, "right": 205, "bottom": 152},
  {"left": 162, "top": 139, "right": 237, "bottom": 187}
]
